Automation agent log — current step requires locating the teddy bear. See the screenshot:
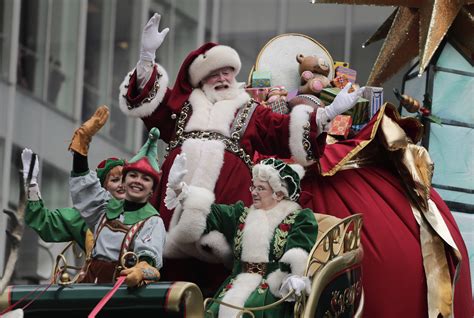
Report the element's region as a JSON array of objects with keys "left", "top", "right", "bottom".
[{"left": 296, "top": 53, "right": 331, "bottom": 95}]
